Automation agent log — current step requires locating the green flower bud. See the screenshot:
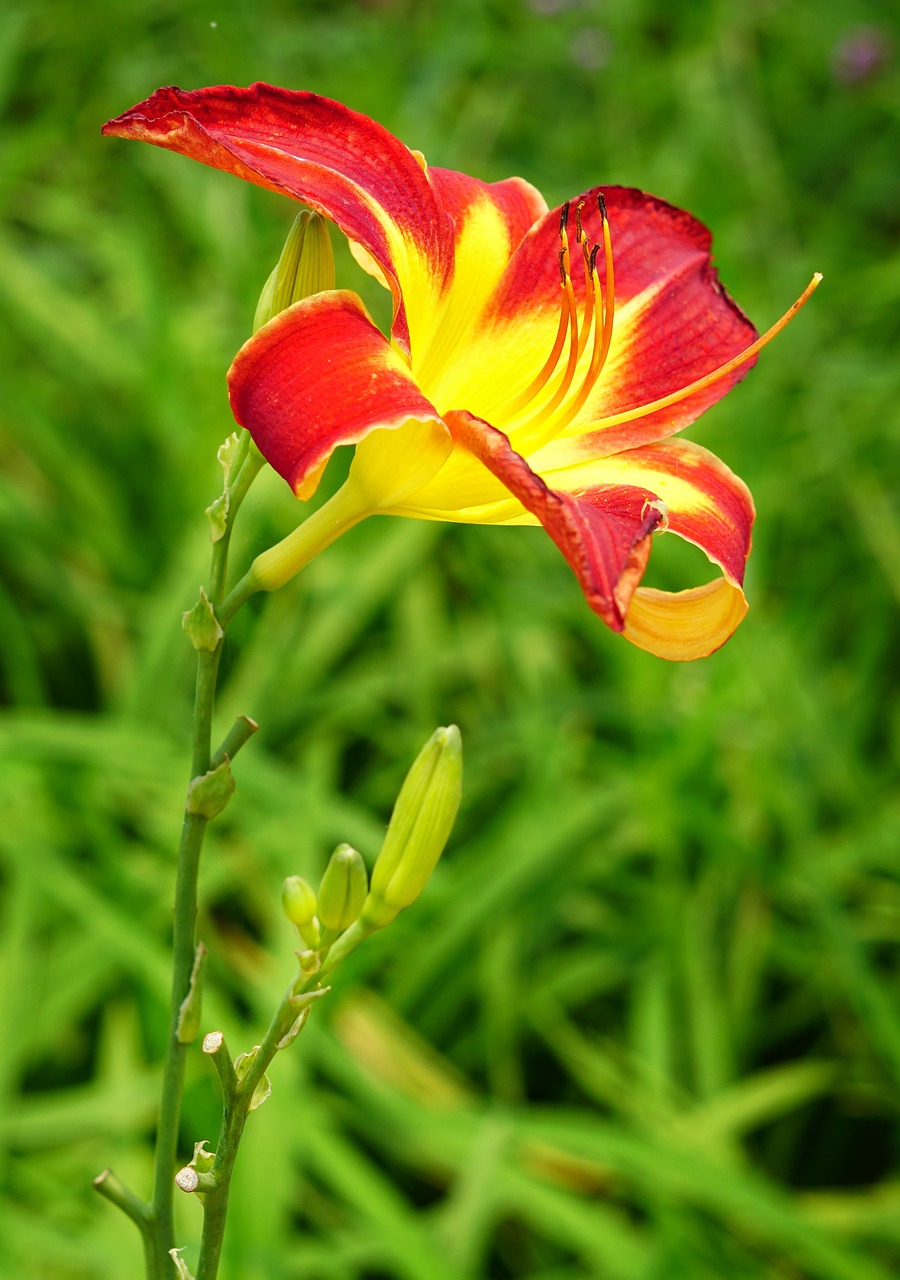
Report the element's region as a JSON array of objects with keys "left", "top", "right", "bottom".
[
  {"left": 253, "top": 209, "right": 335, "bottom": 332},
  {"left": 361, "top": 726, "right": 462, "bottom": 929},
  {"left": 317, "top": 843, "right": 368, "bottom": 933},
  {"left": 282, "top": 875, "right": 320, "bottom": 949}
]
